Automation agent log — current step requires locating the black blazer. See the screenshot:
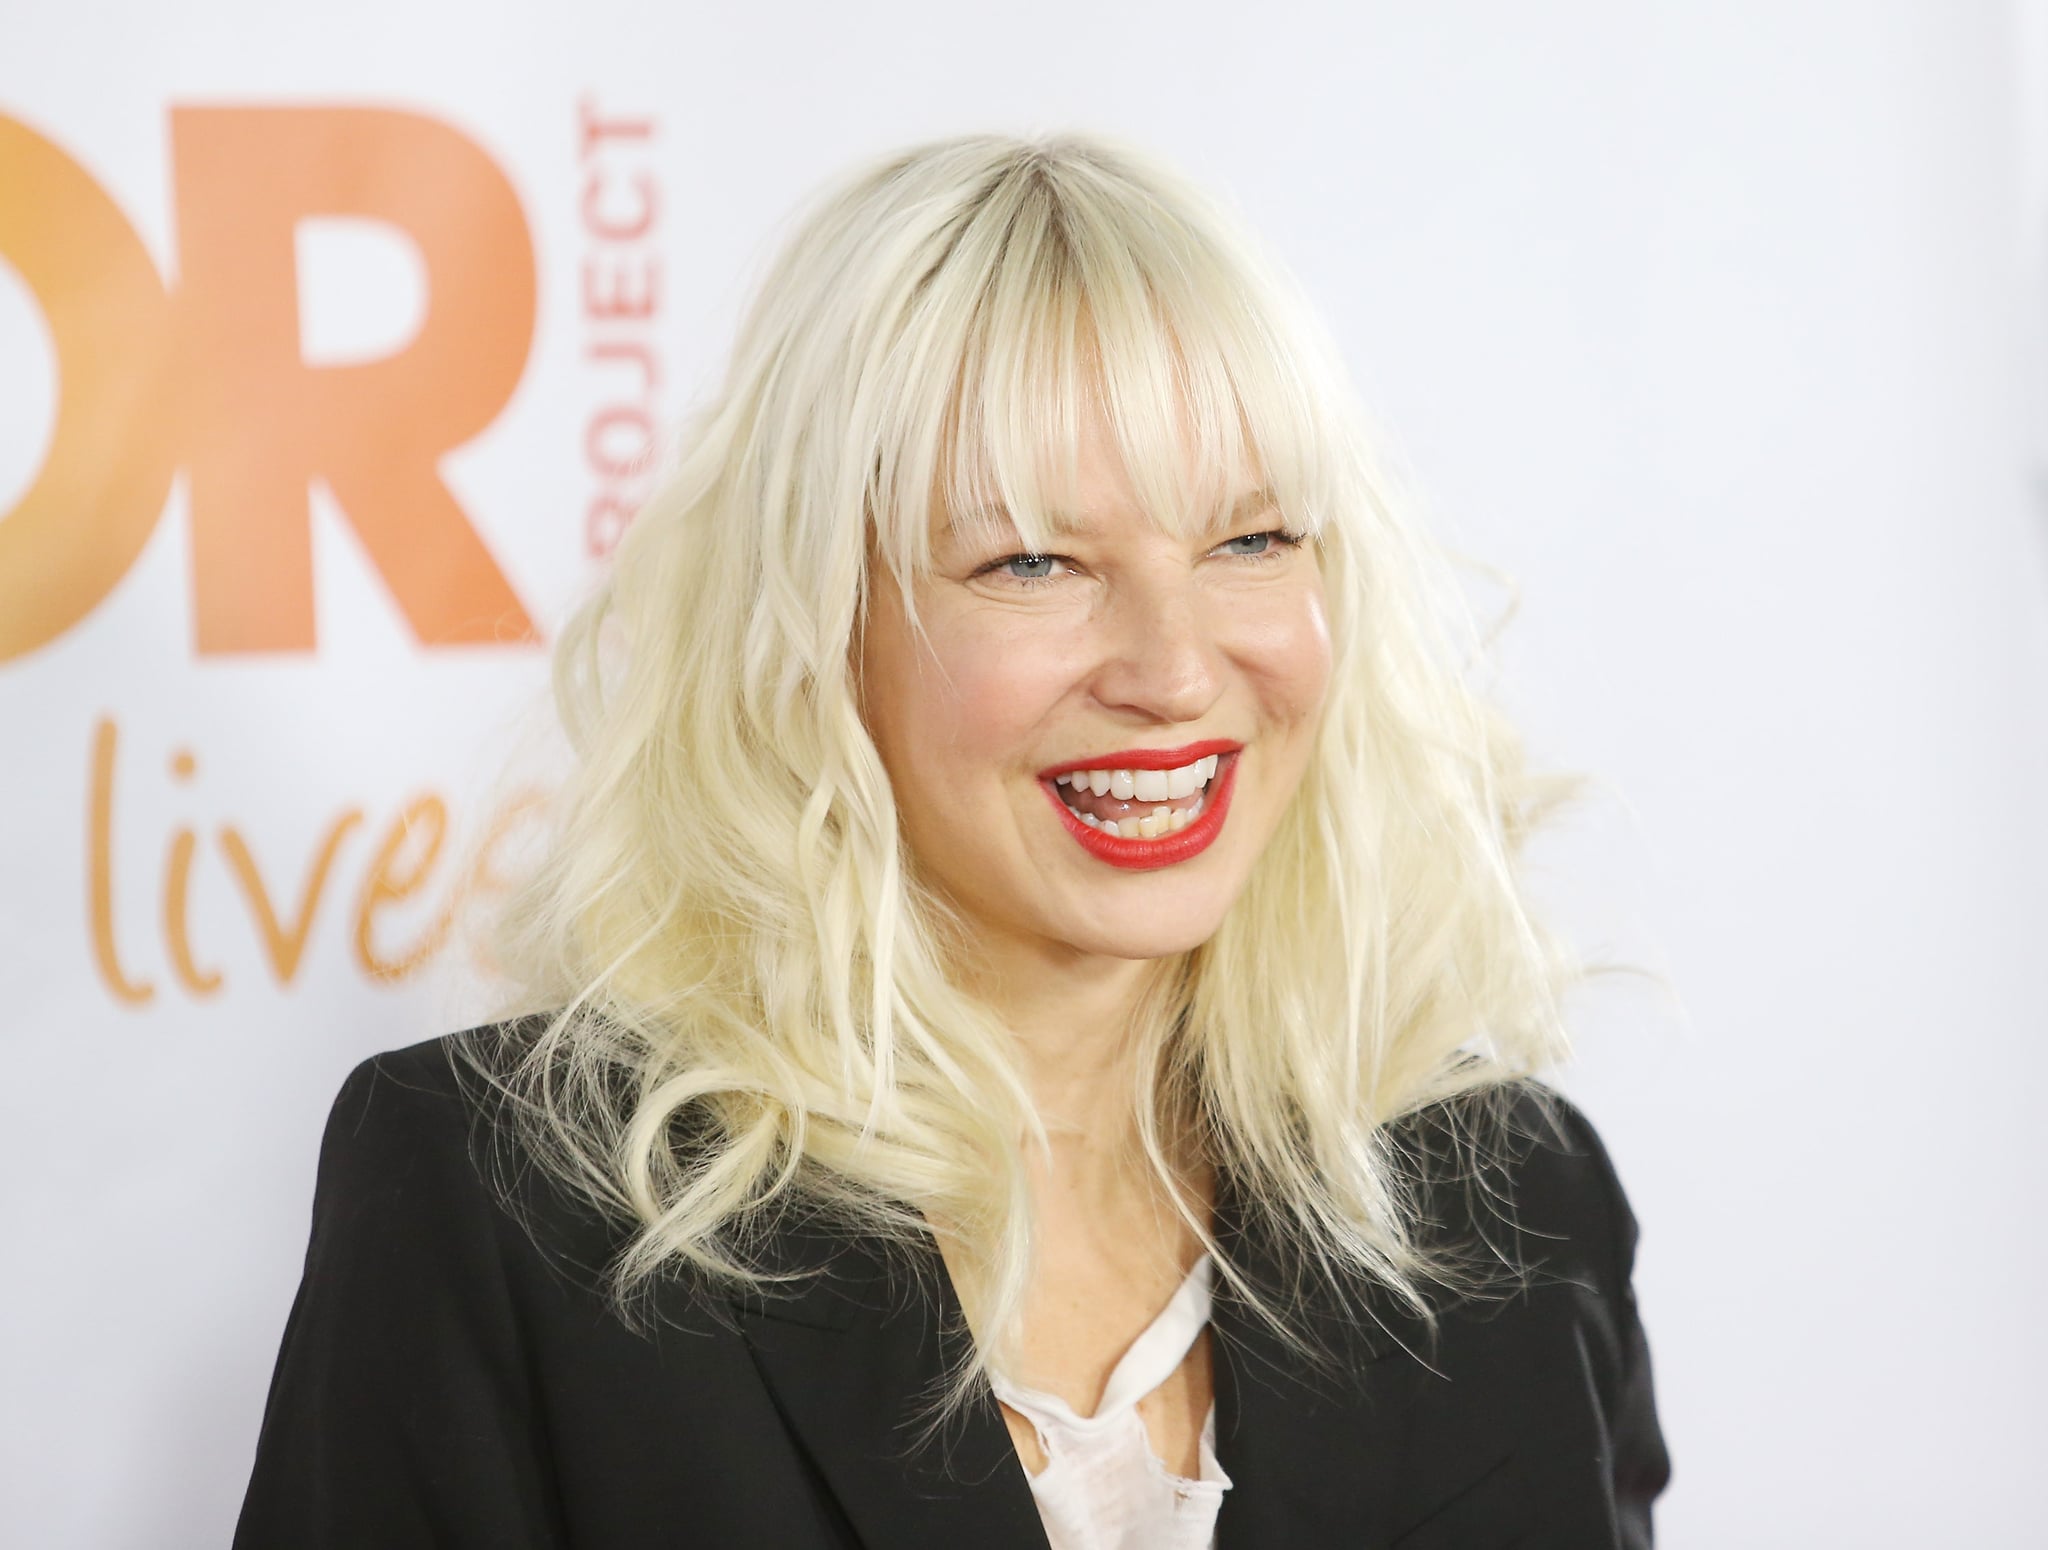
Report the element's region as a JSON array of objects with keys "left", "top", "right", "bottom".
[{"left": 235, "top": 1033, "right": 1668, "bottom": 1548}]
